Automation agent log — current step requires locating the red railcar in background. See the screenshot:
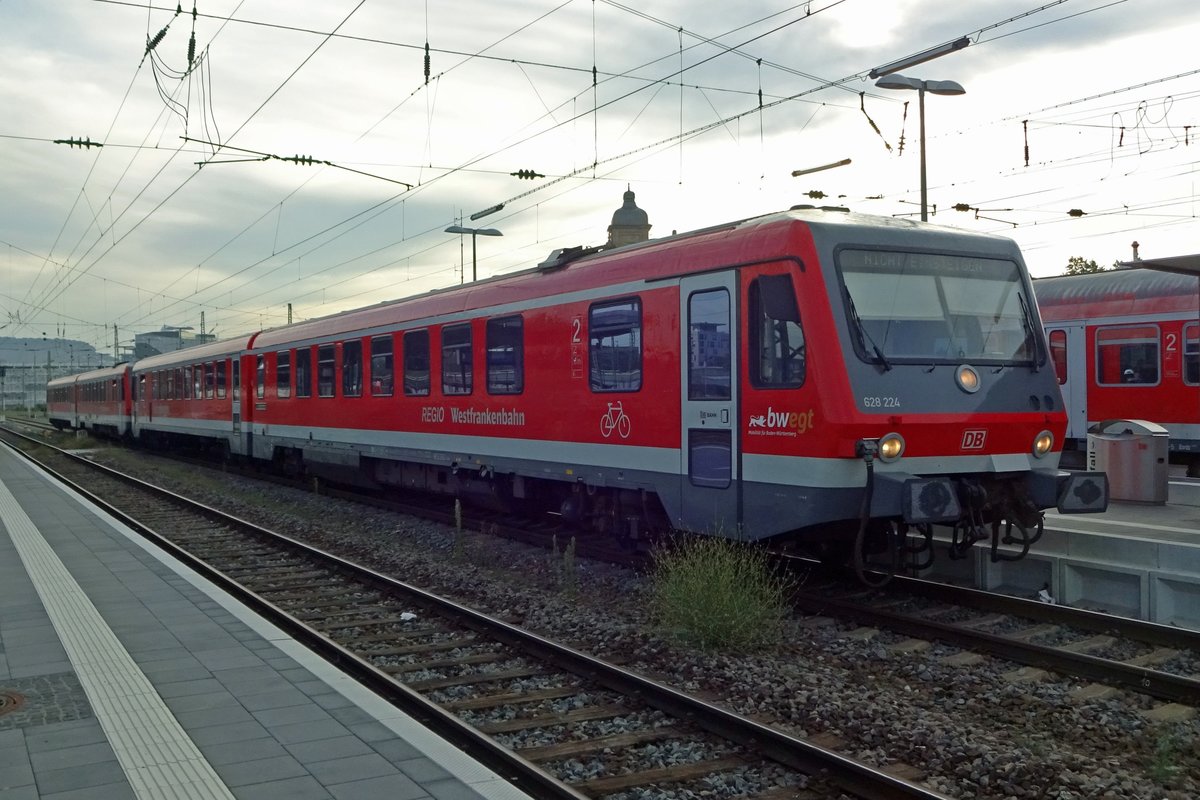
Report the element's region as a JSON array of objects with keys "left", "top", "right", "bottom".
[{"left": 1035, "top": 268, "right": 1200, "bottom": 474}]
